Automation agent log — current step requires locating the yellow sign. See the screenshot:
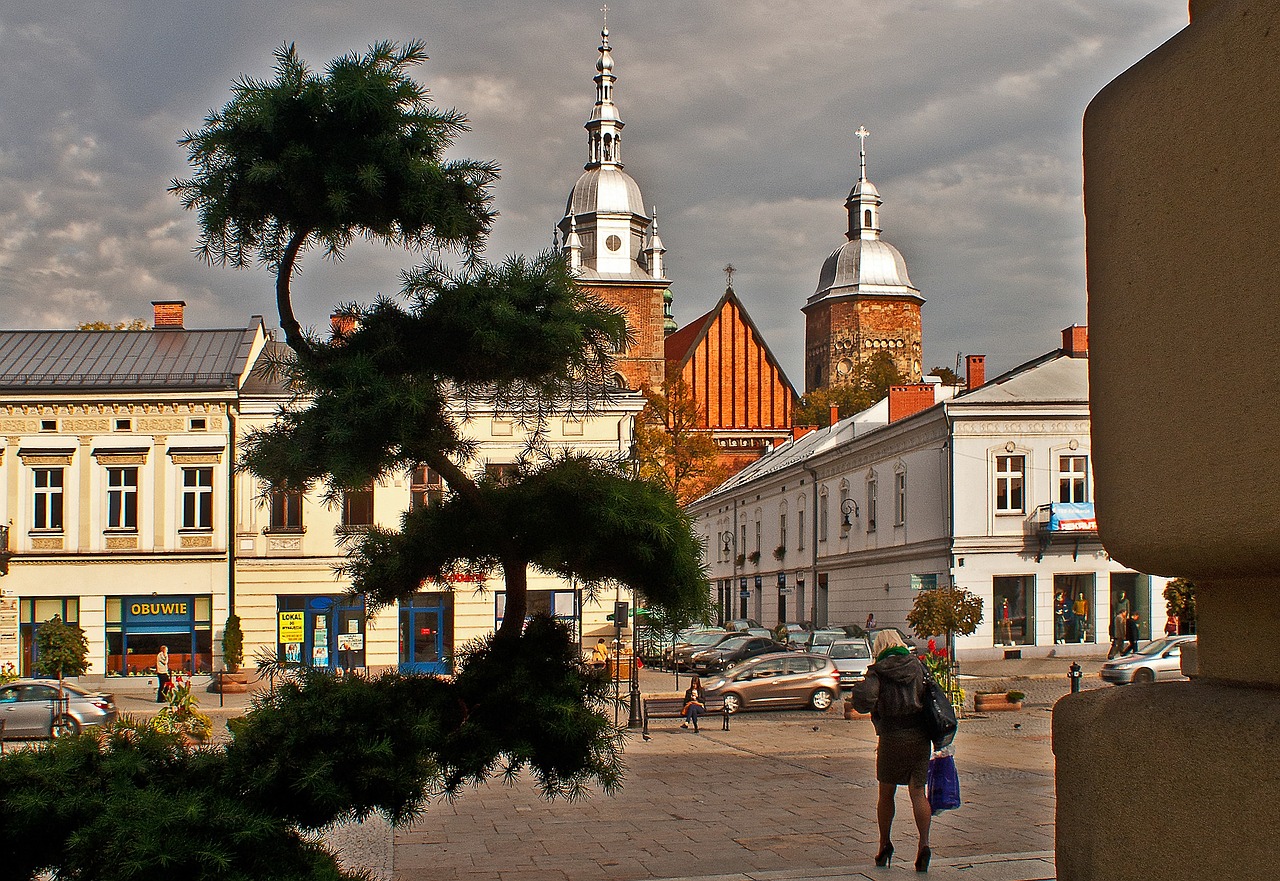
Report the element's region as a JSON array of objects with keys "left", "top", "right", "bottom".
[{"left": 278, "top": 611, "right": 305, "bottom": 643}]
